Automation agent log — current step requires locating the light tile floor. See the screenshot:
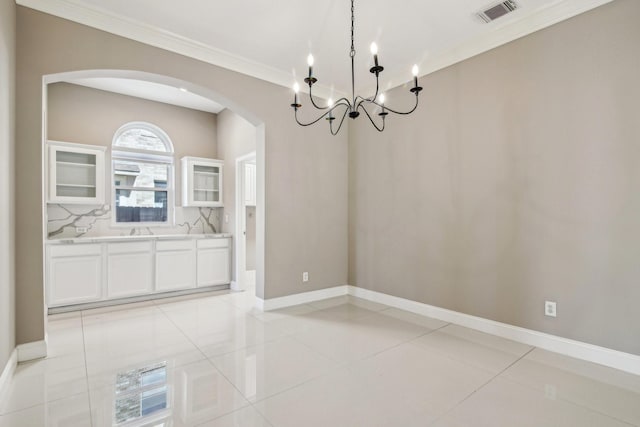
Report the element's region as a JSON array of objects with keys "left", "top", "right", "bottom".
[{"left": 1, "top": 289, "right": 639, "bottom": 426}]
